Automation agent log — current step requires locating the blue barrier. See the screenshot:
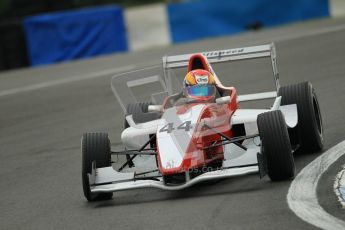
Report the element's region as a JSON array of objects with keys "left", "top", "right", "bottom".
[
  {"left": 167, "top": 0, "right": 329, "bottom": 43},
  {"left": 23, "top": 6, "right": 128, "bottom": 66}
]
